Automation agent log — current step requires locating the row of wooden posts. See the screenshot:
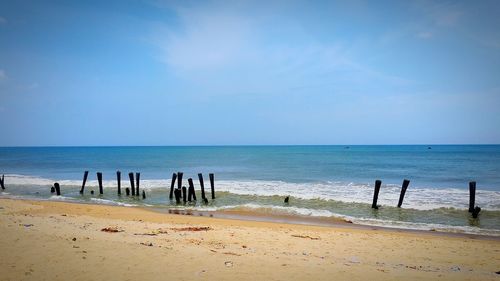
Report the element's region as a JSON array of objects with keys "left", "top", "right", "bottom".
[
  {"left": 371, "top": 179, "right": 481, "bottom": 218},
  {"left": 50, "top": 171, "right": 216, "bottom": 204}
]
